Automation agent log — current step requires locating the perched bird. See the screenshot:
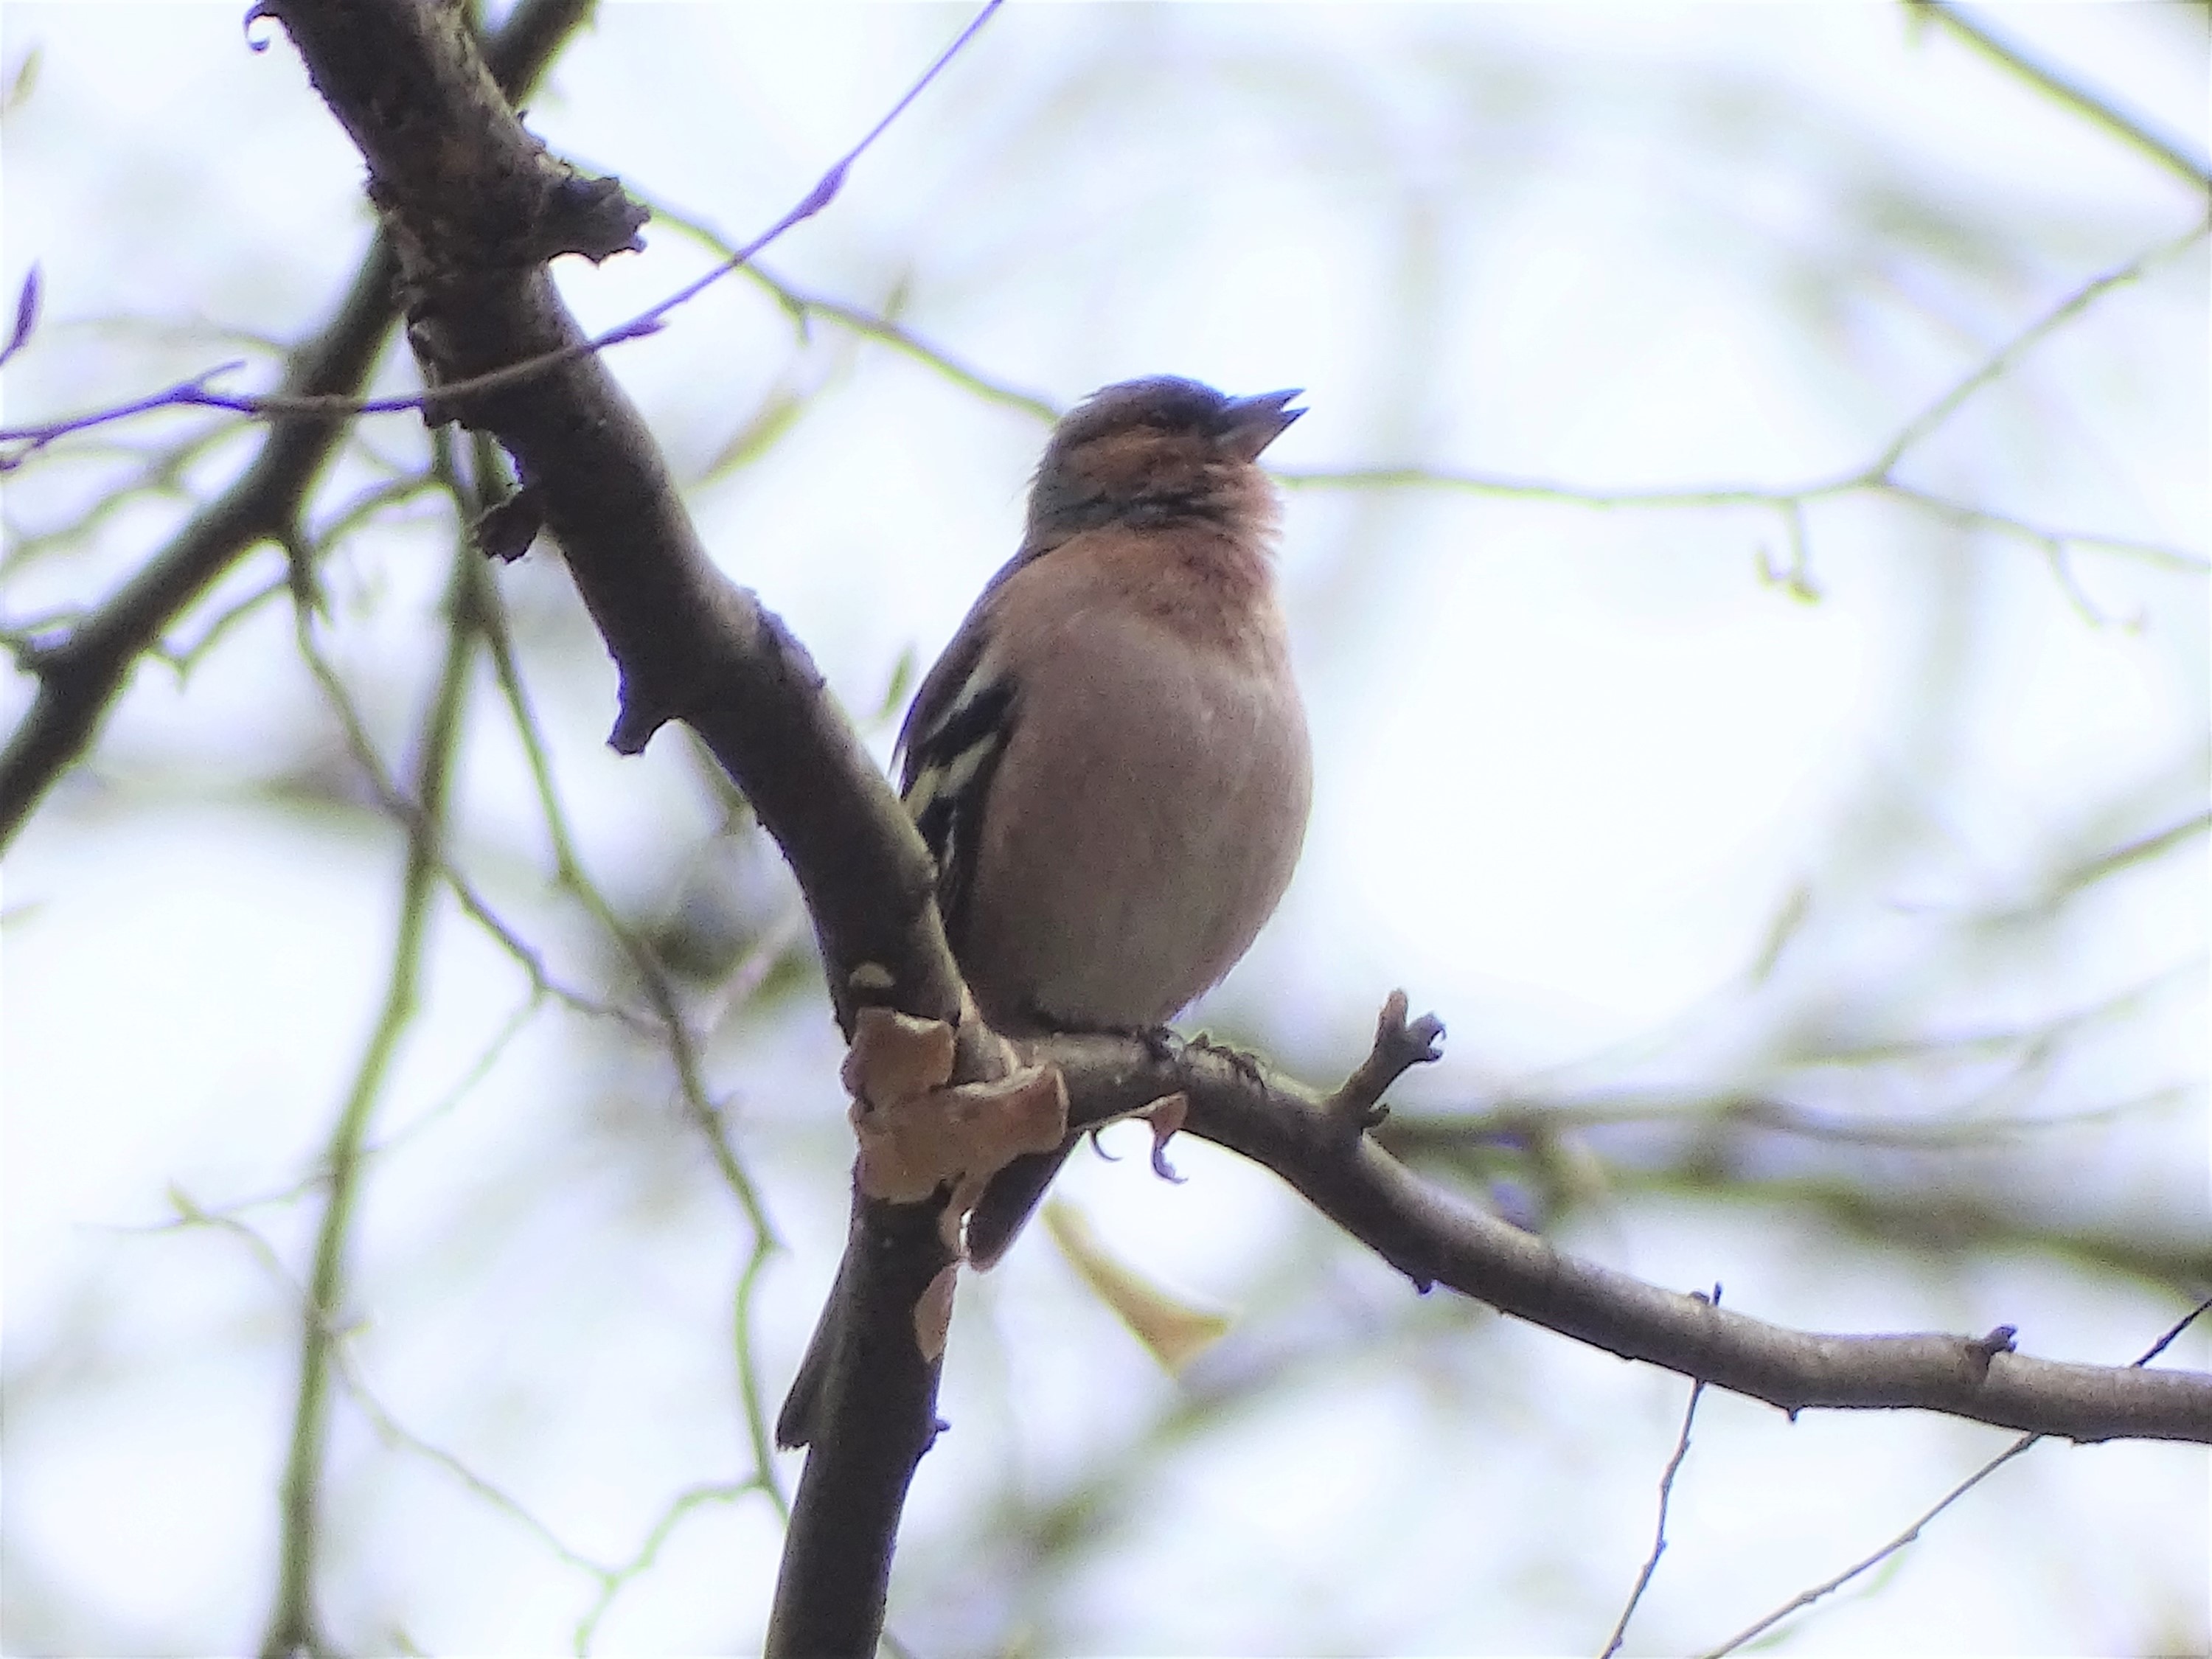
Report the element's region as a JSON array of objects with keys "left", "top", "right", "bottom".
[
  {"left": 901, "top": 374, "right": 1312, "bottom": 1265},
  {"left": 777, "top": 377, "right": 1309, "bottom": 1451}
]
